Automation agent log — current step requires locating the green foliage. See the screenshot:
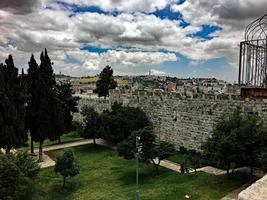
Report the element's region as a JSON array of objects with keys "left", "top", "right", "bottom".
[
  {"left": 202, "top": 107, "right": 267, "bottom": 176},
  {"left": 118, "top": 127, "right": 175, "bottom": 175},
  {"left": 95, "top": 65, "right": 117, "bottom": 97},
  {"left": 81, "top": 106, "right": 102, "bottom": 145},
  {"left": 0, "top": 55, "right": 27, "bottom": 153},
  {"left": 11, "top": 151, "right": 40, "bottom": 178},
  {"left": 0, "top": 154, "right": 28, "bottom": 200},
  {"left": 101, "top": 103, "right": 150, "bottom": 144},
  {"left": 50, "top": 82, "right": 79, "bottom": 142},
  {"left": 184, "top": 150, "right": 201, "bottom": 174},
  {"left": 26, "top": 51, "right": 56, "bottom": 159},
  {"left": 54, "top": 149, "right": 80, "bottom": 188},
  {"left": 26, "top": 50, "right": 72, "bottom": 160}
]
